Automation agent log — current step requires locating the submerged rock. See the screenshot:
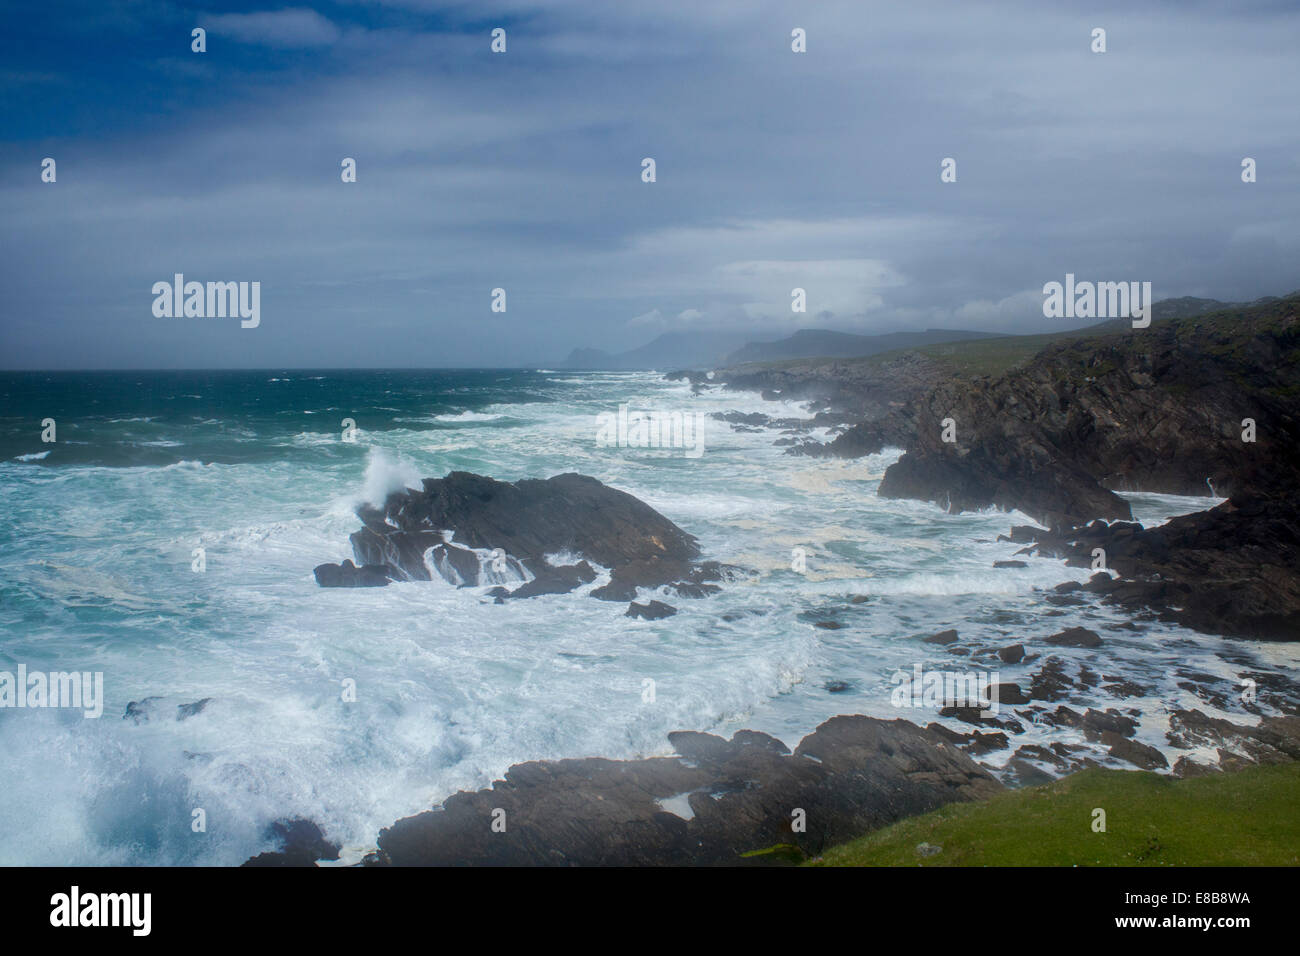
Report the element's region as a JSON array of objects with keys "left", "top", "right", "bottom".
[
  {"left": 175, "top": 698, "right": 213, "bottom": 721},
  {"left": 1045, "top": 626, "right": 1103, "bottom": 648},
  {"left": 922, "top": 628, "right": 960, "bottom": 645},
  {"left": 124, "top": 696, "right": 214, "bottom": 724},
  {"left": 625, "top": 599, "right": 677, "bottom": 620}
]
